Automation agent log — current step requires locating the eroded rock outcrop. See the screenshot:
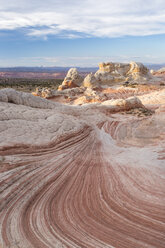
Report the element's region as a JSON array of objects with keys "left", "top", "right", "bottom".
[
  {"left": 127, "top": 62, "right": 152, "bottom": 82},
  {"left": 32, "top": 62, "right": 159, "bottom": 102},
  {"left": 94, "top": 62, "right": 130, "bottom": 84},
  {"left": 93, "top": 61, "right": 152, "bottom": 85},
  {"left": 58, "top": 68, "right": 83, "bottom": 90},
  {"left": 80, "top": 62, "right": 153, "bottom": 87},
  {"left": 0, "top": 75, "right": 165, "bottom": 248},
  {"left": 32, "top": 87, "right": 54, "bottom": 98},
  {"left": 83, "top": 73, "right": 99, "bottom": 88}
]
